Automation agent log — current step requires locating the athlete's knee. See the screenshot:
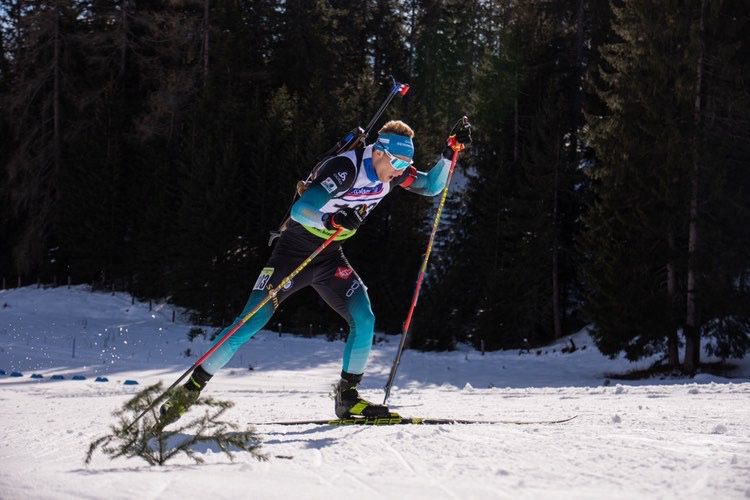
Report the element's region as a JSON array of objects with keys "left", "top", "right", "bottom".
[
  {"left": 226, "top": 294, "right": 274, "bottom": 347},
  {"left": 351, "top": 307, "right": 375, "bottom": 336}
]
